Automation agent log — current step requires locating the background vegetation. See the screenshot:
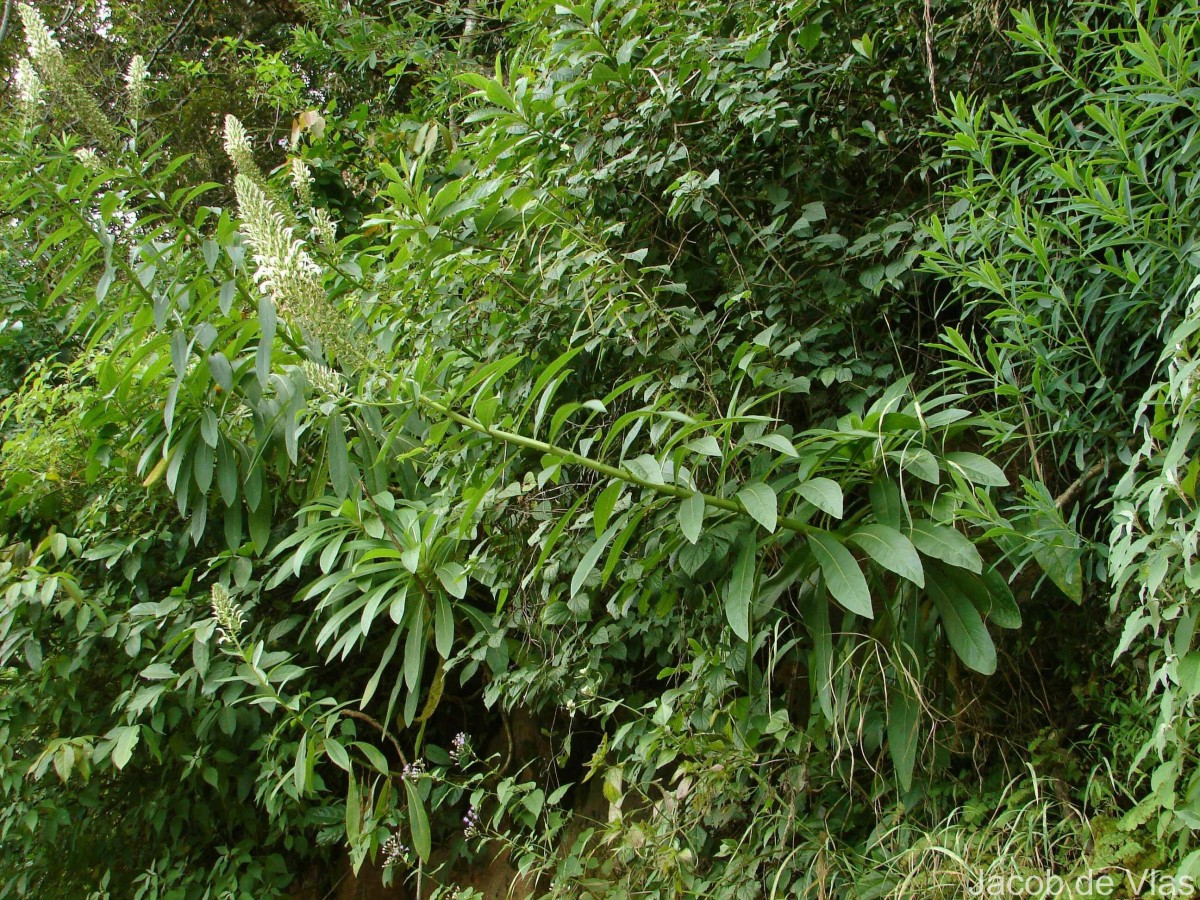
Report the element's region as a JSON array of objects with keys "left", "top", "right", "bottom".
[{"left": 1, "top": 0, "right": 1198, "bottom": 896}]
